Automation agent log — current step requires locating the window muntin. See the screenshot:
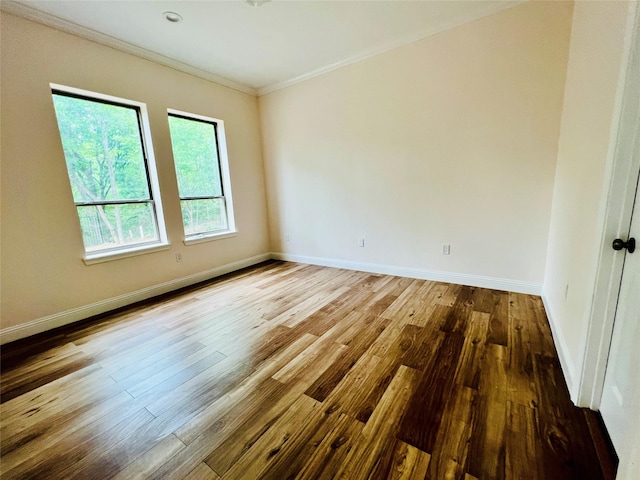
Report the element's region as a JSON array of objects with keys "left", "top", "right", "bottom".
[
  {"left": 168, "top": 112, "right": 234, "bottom": 239},
  {"left": 51, "top": 87, "right": 167, "bottom": 257}
]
